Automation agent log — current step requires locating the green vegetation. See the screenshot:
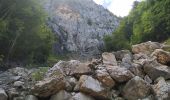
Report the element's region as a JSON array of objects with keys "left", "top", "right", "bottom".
[
  {"left": 31, "top": 67, "right": 49, "bottom": 81},
  {"left": 104, "top": 0, "right": 170, "bottom": 51},
  {"left": 0, "top": 0, "right": 56, "bottom": 66}
]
